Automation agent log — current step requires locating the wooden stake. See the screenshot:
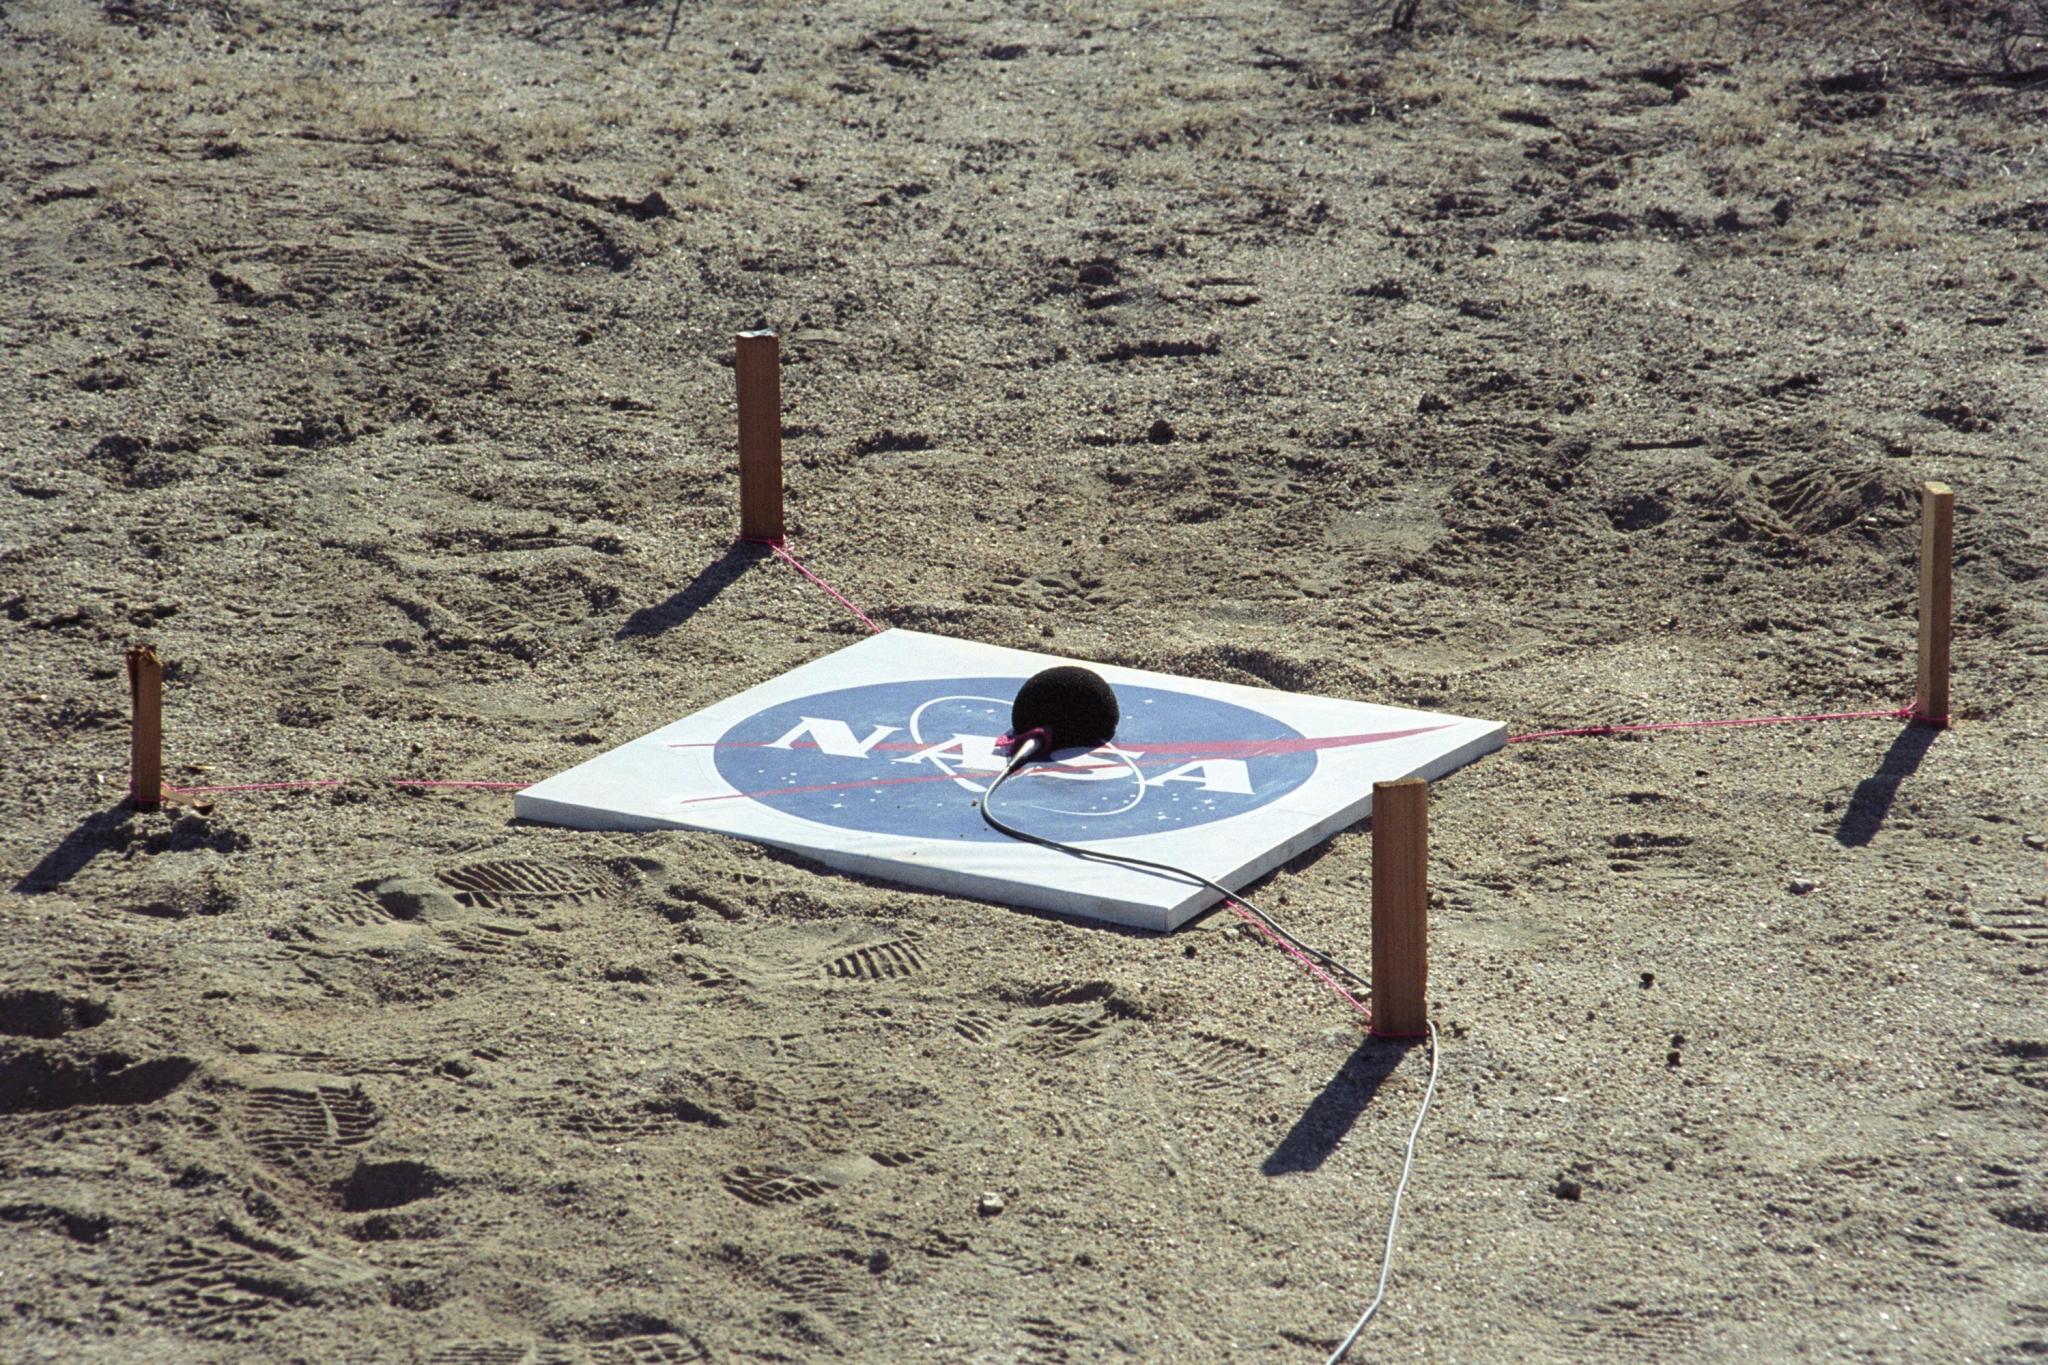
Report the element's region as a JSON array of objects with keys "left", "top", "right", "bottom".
[
  {"left": 1370, "top": 777, "right": 1429, "bottom": 1039},
  {"left": 1915, "top": 481, "right": 1953, "bottom": 727},
  {"left": 736, "top": 329, "right": 784, "bottom": 543},
  {"left": 127, "top": 644, "right": 162, "bottom": 810}
]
